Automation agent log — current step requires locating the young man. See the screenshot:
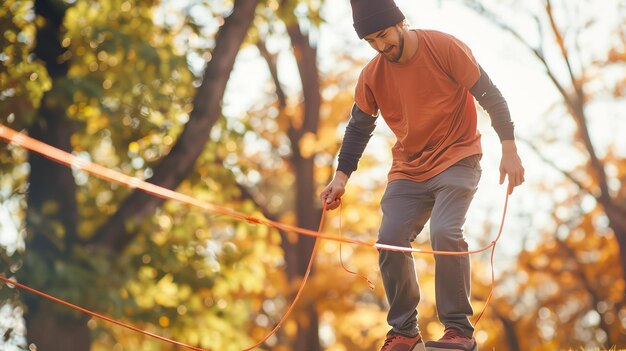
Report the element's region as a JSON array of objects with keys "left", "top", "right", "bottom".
[{"left": 319, "top": 1, "right": 525, "bottom": 350}]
